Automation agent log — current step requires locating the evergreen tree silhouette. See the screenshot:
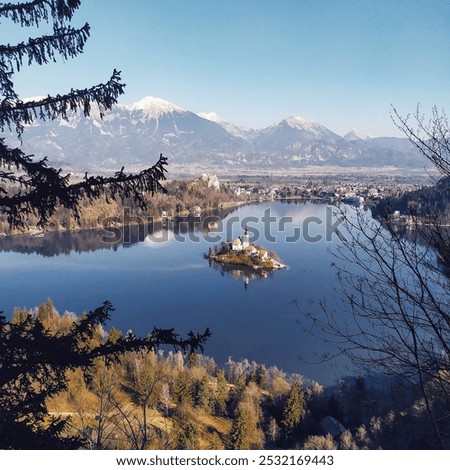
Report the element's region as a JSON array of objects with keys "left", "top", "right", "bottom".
[
  {"left": 0, "top": 1, "right": 210, "bottom": 449},
  {"left": 0, "top": 0, "right": 167, "bottom": 229}
]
